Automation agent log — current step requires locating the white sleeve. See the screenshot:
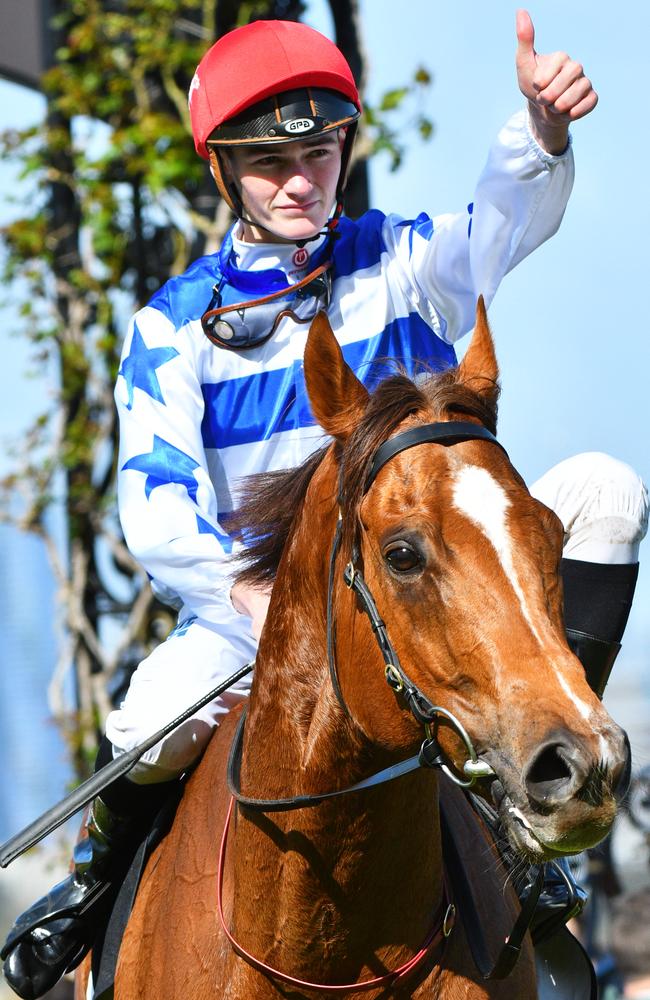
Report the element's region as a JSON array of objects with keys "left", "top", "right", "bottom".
[
  {"left": 115, "top": 305, "right": 238, "bottom": 623},
  {"left": 386, "top": 108, "right": 575, "bottom": 344}
]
